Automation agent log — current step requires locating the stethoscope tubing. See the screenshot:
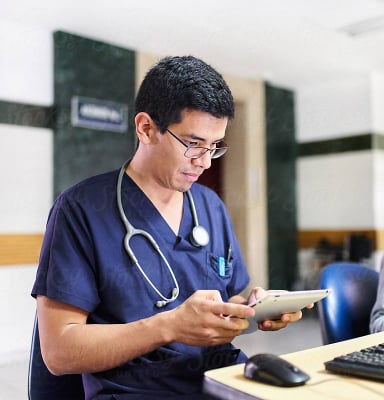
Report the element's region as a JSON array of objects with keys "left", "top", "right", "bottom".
[
  {"left": 117, "top": 160, "right": 180, "bottom": 304},
  {"left": 116, "top": 160, "right": 209, "bottom": 307}
]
